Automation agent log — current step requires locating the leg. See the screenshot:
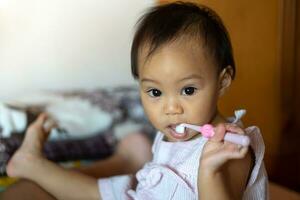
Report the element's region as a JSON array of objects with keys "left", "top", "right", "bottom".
[
  {"left": 115, "top": 131, "right": 153, "bottom": 174},
  {"left": 0, "top": 179, "right": 56, "bottom": 200},
  {"left": 77, "top": 131, "right": 153, "bottom": 177},
  {"left": 1, "top": 131, "right": 152, "bottom": 199}
]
